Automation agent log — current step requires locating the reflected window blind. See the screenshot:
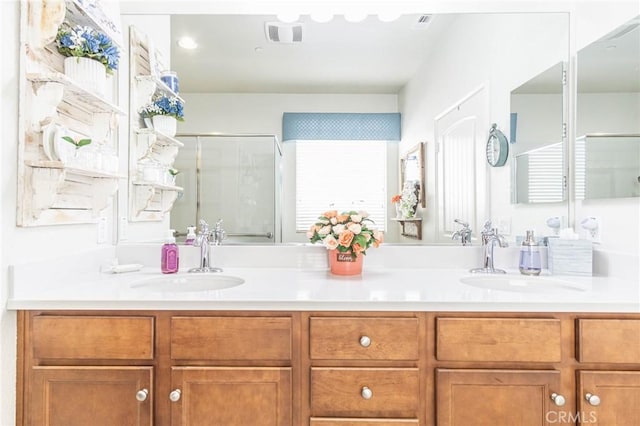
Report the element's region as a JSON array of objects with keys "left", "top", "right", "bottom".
[
  {"left": 296, "top": 140, "right": 387, "bottom": 232},
  {"left": 527, "top": 142, "right": 564, "bottom": 203},
  {"left": 283, "top": 112, "right": 401, "bottom": 141}
]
